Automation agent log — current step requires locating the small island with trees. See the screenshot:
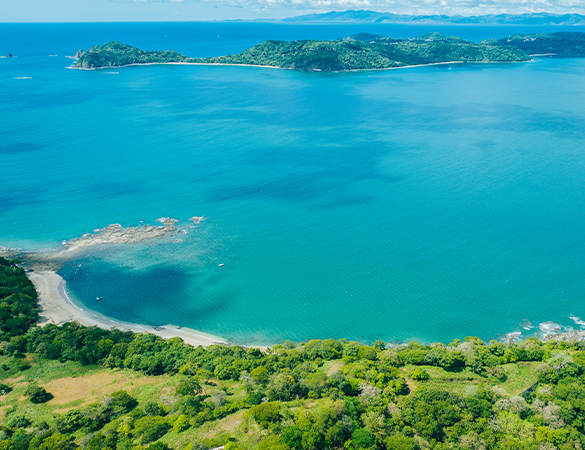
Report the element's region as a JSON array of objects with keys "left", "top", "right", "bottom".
[{"left": 73, "top": 32, "right": 585, "bottom": 72}]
